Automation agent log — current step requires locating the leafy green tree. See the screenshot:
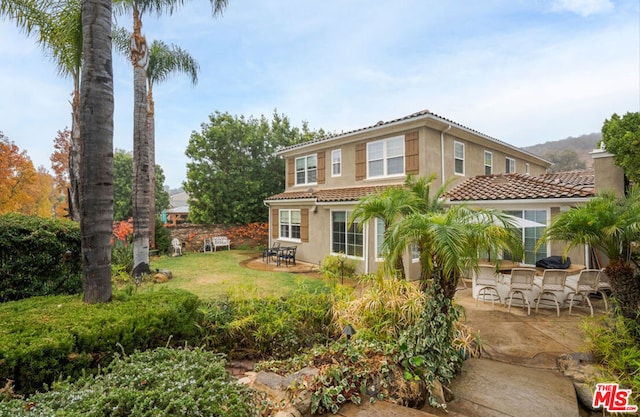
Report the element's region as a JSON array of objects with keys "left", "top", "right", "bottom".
[
  {"left": 539, "top": 187, "right": 640, "bottom": 319},
  {"left": 543, "top": 149, "right": 586, "bottom": 173},
  {"left": 185, "top": 111, "right": 326, "bottom": 225},
  {"left": 113, "top": 149, "right": 169, "bottom": 221},
  {"left": 601, "top": 112, "right": 640, "bottom": 184}
]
